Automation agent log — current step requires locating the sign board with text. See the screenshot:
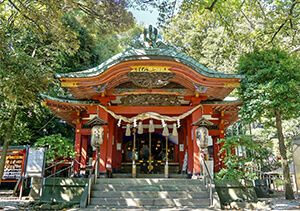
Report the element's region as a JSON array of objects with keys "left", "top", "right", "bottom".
[{"left": 26, "top": 148, "right": 46, "bottom": 177}]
